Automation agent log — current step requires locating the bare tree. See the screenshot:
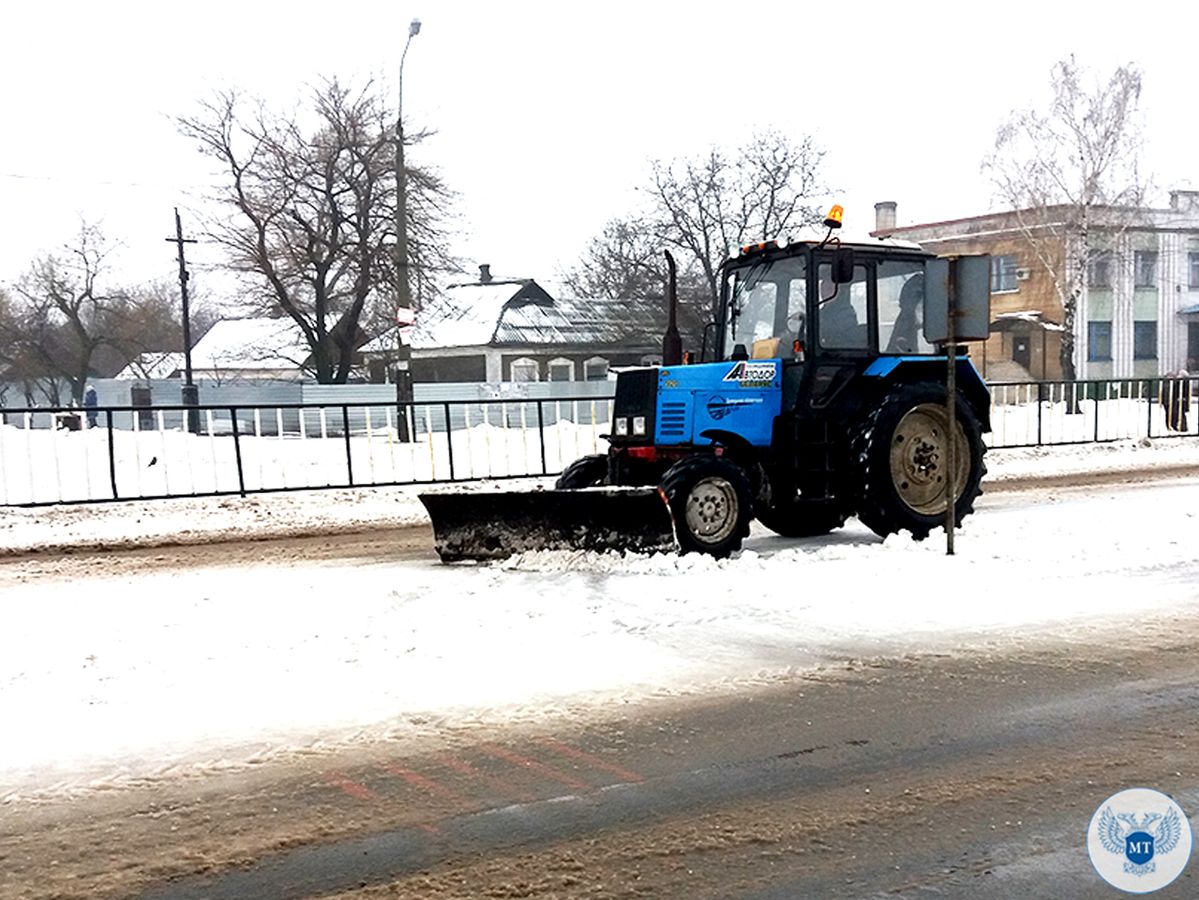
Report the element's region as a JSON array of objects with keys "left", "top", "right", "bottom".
[
  {"left": 0, "top": 228, "right": 202, "bottom": 404},
  {"left": 1, "top": 225, "right": 122, "bottom": 405},
  {"left": 561, "top": 215, "right": 710, "bottom": 350},
  {"left": 564, "top": 130, "right": 826, "bottom": 354},
  {"left": 983, "top": 56, "right": 1148, "bottom": 381},
  {"left": 178, "top": 78, "right": 457, "bottom": 383},
  {"left": 647, "top": 130, "right": 826, "bottom": 318}
]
